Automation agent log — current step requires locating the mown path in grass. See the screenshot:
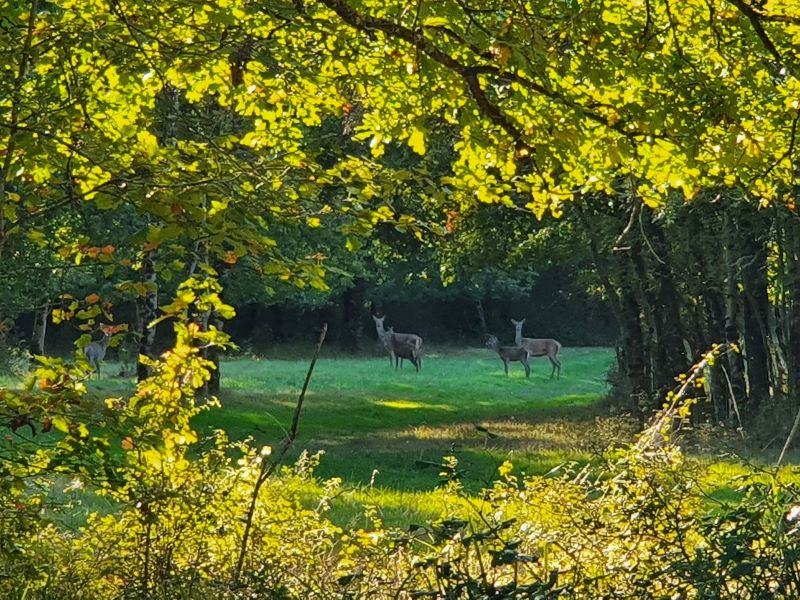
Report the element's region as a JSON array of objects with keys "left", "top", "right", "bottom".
[{"left": 195, "top": 347, "right": 630, "bottom": 498}]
